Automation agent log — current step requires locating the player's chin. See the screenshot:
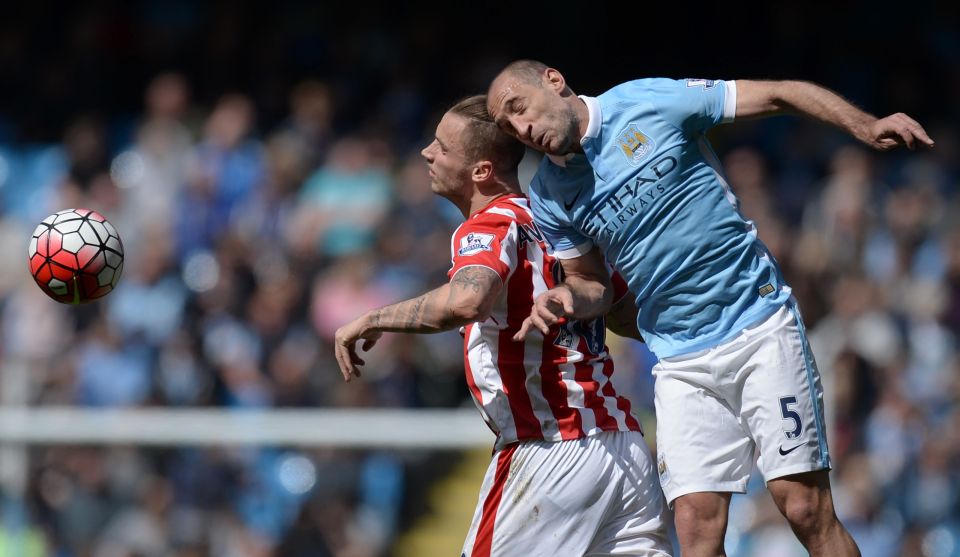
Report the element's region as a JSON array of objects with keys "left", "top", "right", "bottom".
[{"left": 543, "top": 137, "right": 573, "bottom": 156}]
